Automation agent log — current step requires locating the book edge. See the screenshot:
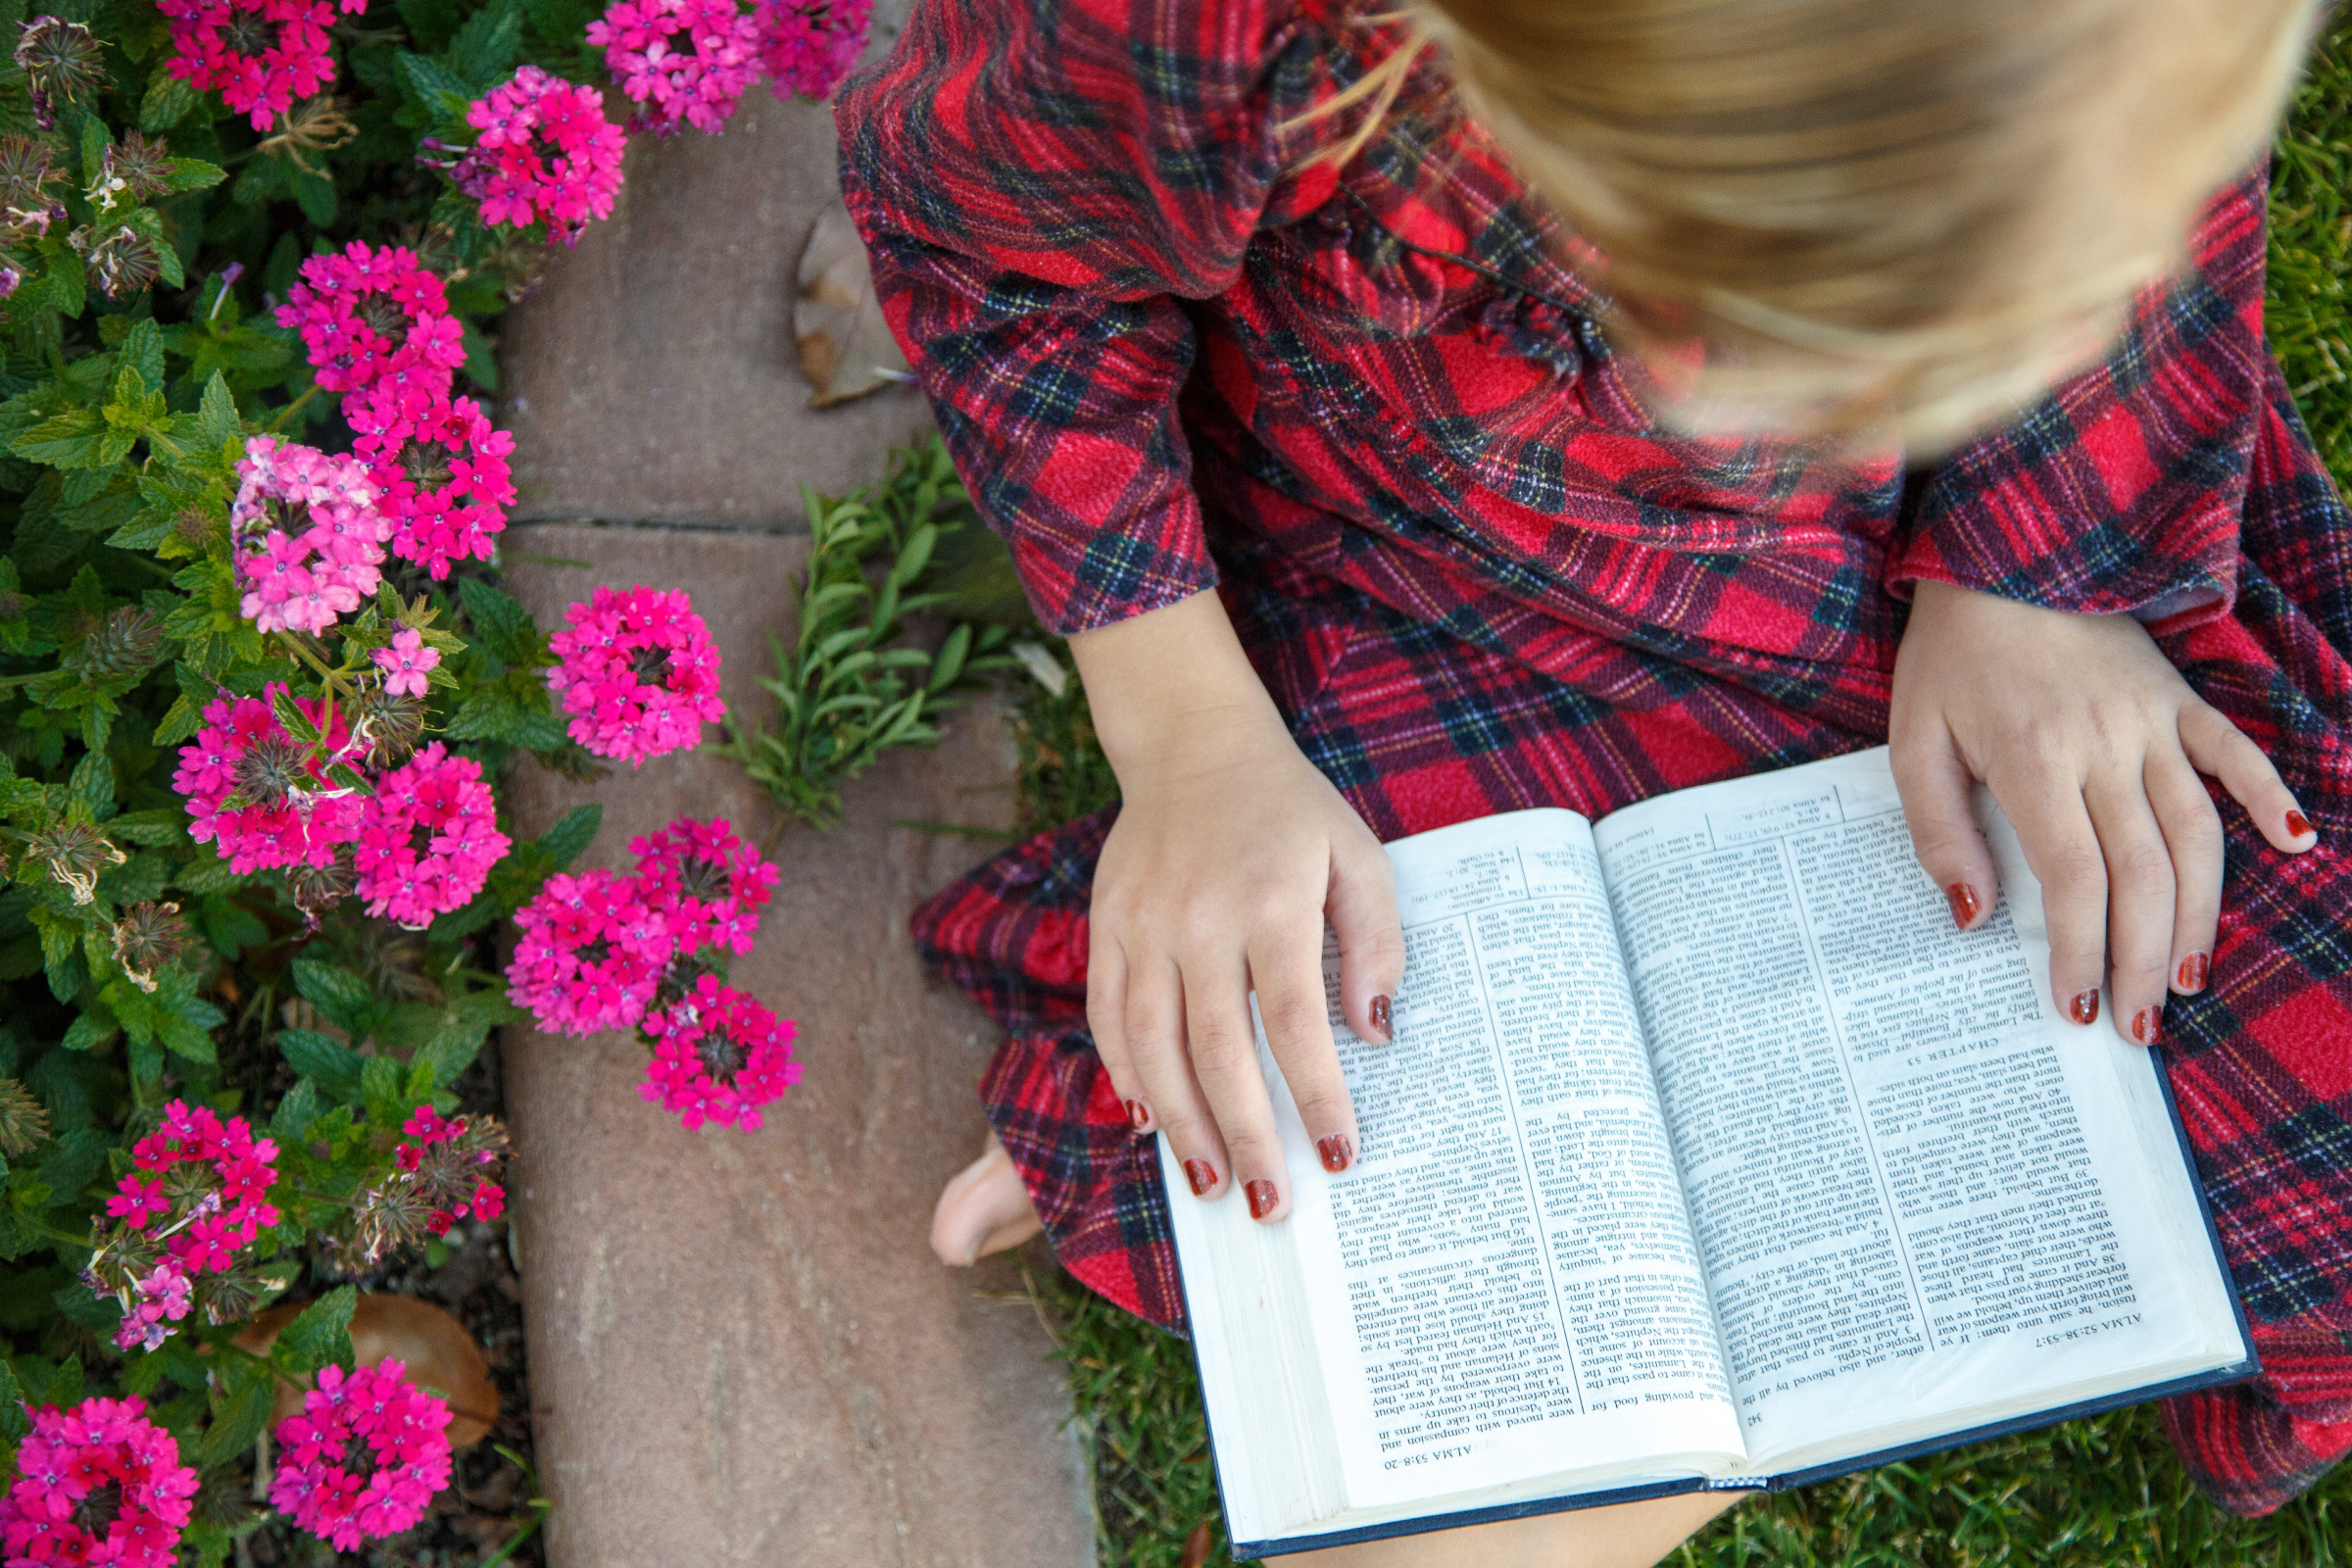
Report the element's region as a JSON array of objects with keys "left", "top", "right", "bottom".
[{"left": 1230, "top": 1474, "right": 1726, "bottom": 1561}]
